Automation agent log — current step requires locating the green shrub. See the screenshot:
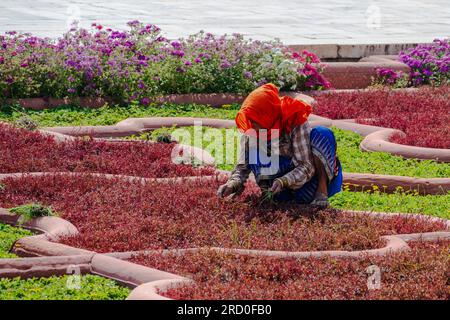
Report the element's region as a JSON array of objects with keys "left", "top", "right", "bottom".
[
  {"left": 330, "top": 190, "right": 450, "bottom": 219},
  {"left": 0, "top": 223, "right": 33, "bottom": 258},
  {"left": 9, "top": 203, "right": 56, "bottom": 224},
  {"left": 0, "top": 275, "right": 130, "bottom": 300}
]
